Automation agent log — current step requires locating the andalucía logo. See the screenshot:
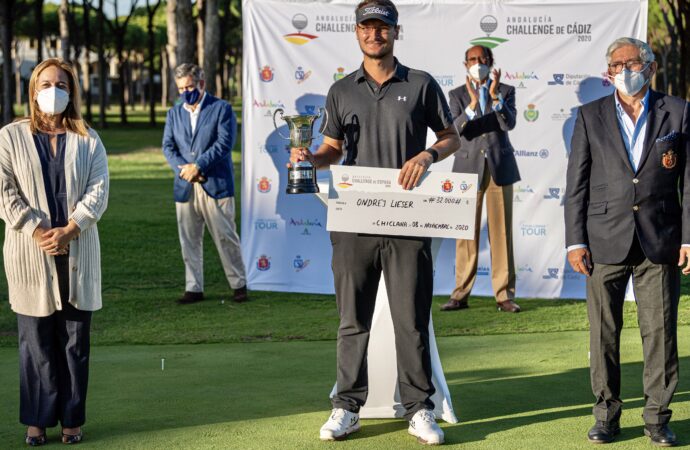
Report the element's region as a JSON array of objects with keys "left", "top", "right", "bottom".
[
  {"left": 470, "top": 15, "right": 508, "bottom": 49},
  {"left": 295, "top": 66, "right": 312, "bottom": 84},
  {"left": 259, "top": 65, "right": 274, "bottom": 82},
  {"left": 284, "top": 13, "right": 318, "bottom": 45},
  {"left": 524, "top": 104, "right": 539, "bottom": 122},
  {"left": 257, "top": 177, "right": 272, "bottom": 193},
  {"left": 441, "top": 179, "right": 454, "bottom": 193},
  {"left": 293, "top": 255, "right": 310, "bottom": 272},
  {"left": 333, "top": 67, "right": 346, "bottom": 81},
  {"left": 338, "top": 173, "right": 352, "bottom": 188},
  {"left": 257, "top": 255, "right": 271, "bottom": 271}
]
